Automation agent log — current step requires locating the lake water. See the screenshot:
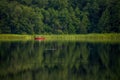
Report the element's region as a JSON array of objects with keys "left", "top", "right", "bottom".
[{"left": 0, "top": 41, "right": 120, "bottom": 80}]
